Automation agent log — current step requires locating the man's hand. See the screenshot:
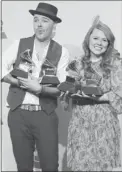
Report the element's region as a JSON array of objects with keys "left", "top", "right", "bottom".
[{"left": 17, "top": 76, "right": 42, "bottom": 94}]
